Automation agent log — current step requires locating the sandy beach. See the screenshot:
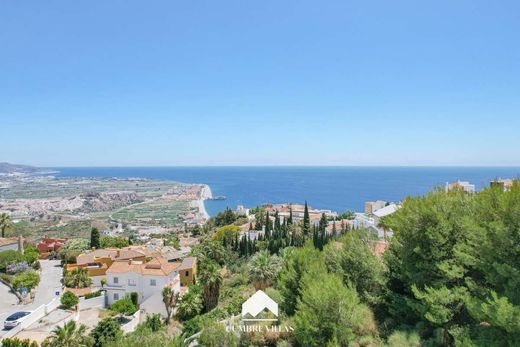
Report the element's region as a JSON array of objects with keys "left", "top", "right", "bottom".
[{"left": 197, "top": 184, "right": 212, "bottom": 220}]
